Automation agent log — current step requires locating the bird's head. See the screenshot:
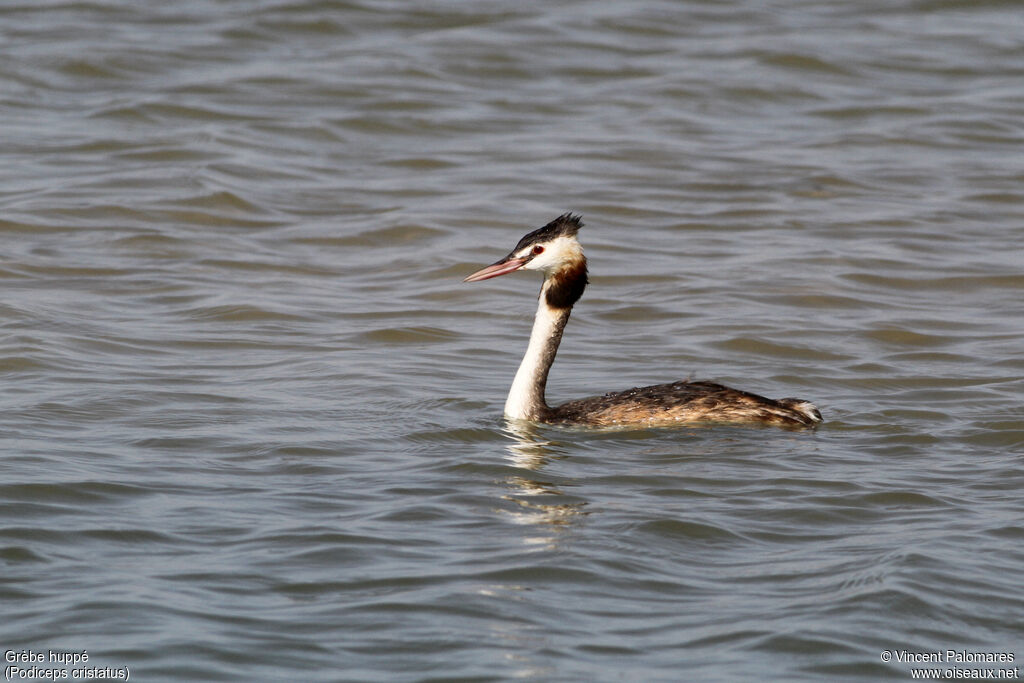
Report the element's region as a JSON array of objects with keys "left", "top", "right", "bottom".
[
  {"left": 463, "top": 213, "right": 588, "bottom": 309},
  {"left": 463, "top": 213, "right": 585, "bottom": 282}
]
